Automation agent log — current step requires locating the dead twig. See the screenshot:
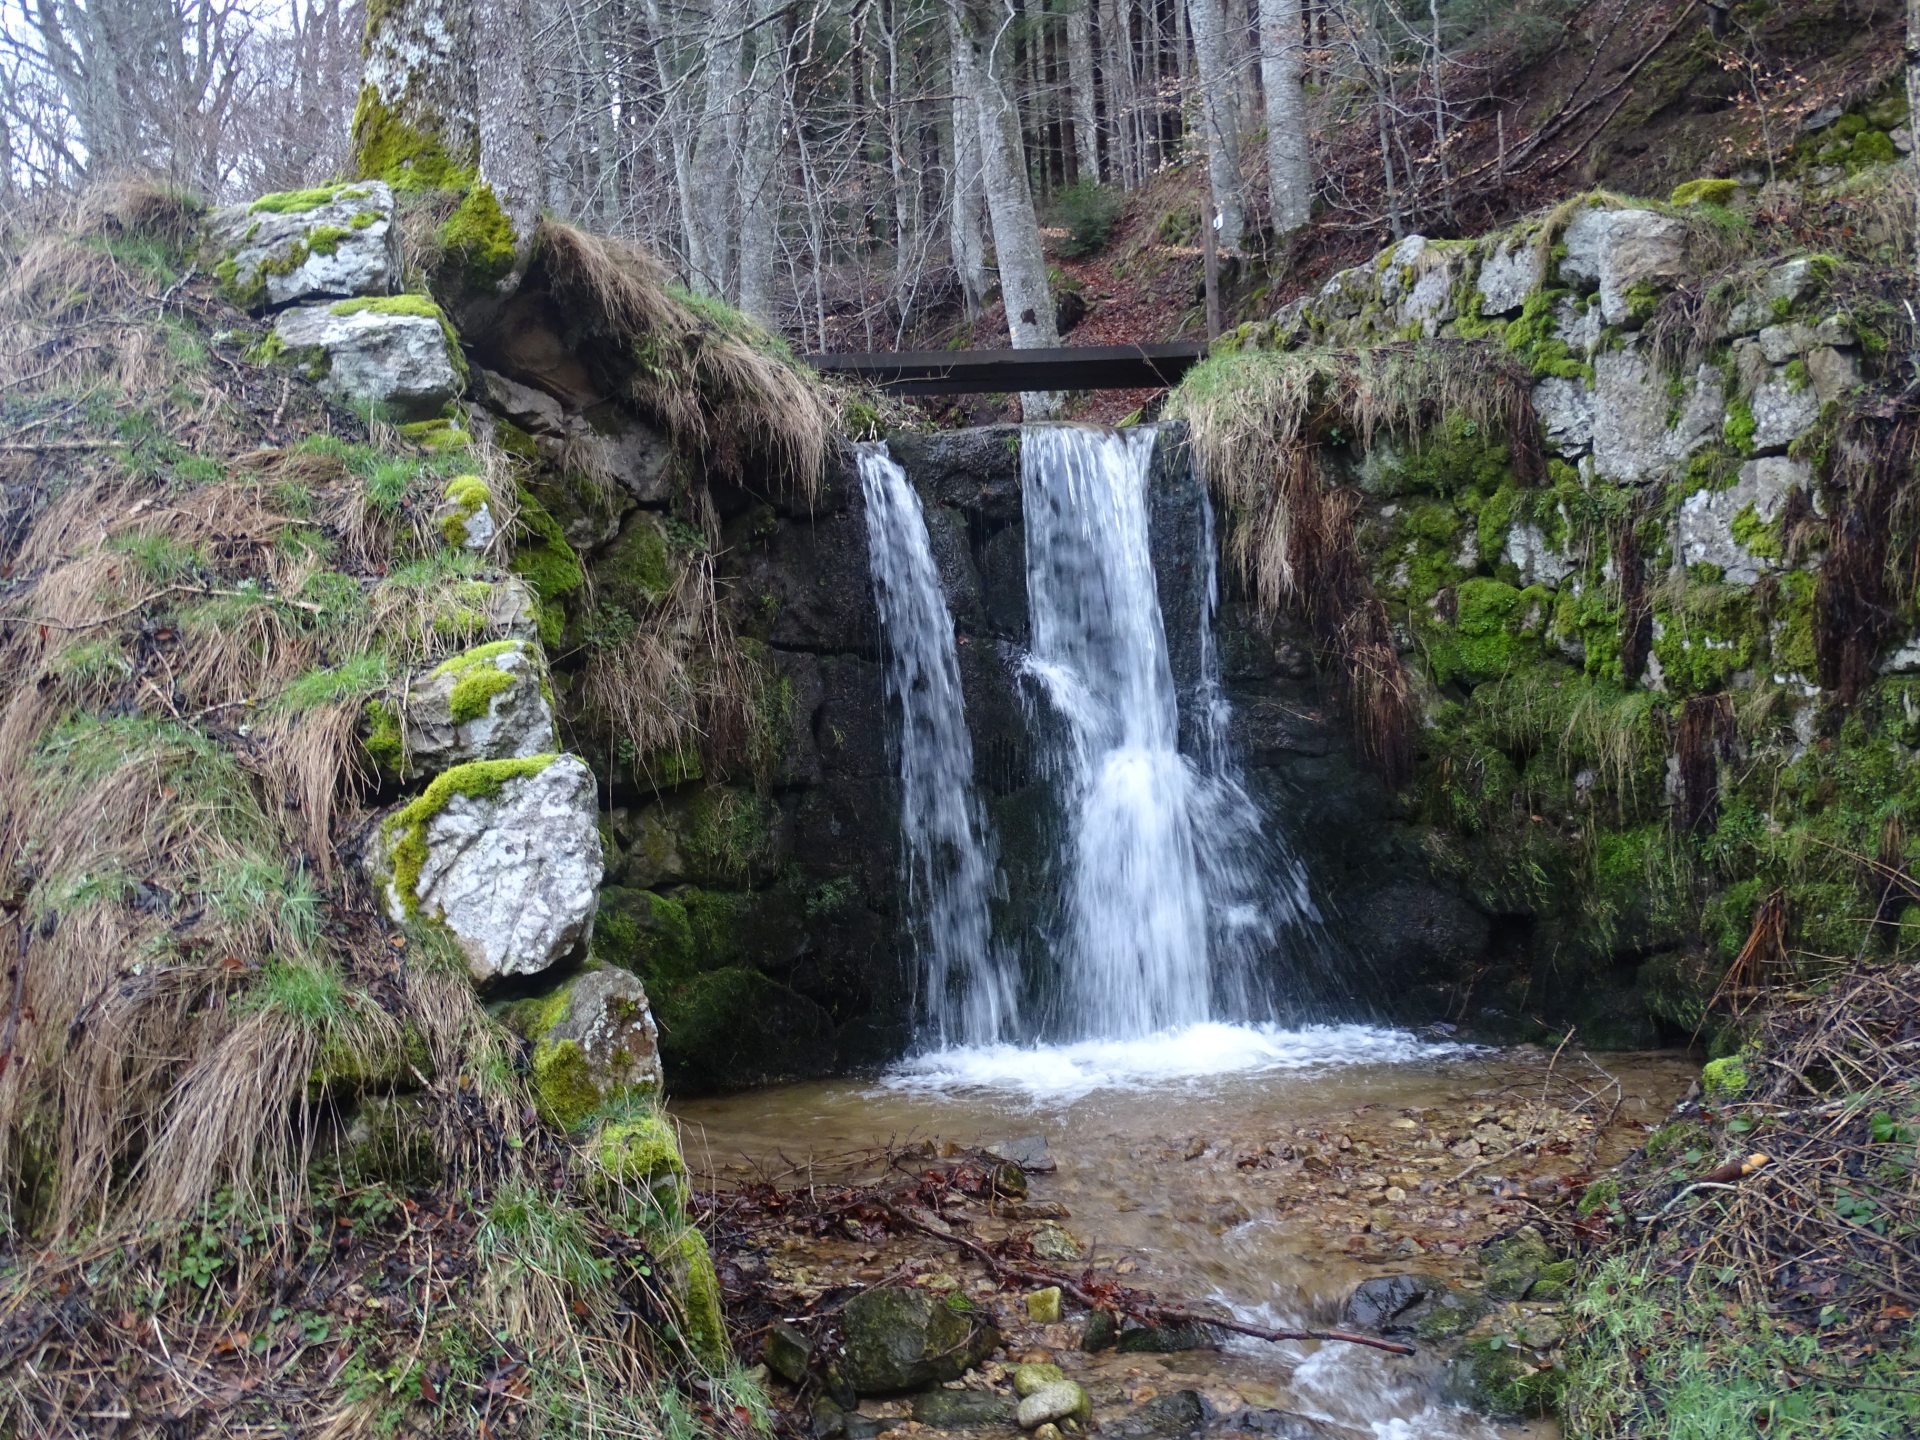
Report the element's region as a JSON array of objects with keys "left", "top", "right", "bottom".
[{"left": 879, "top": 1204, "right": 1416, "bottom": 1357}]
